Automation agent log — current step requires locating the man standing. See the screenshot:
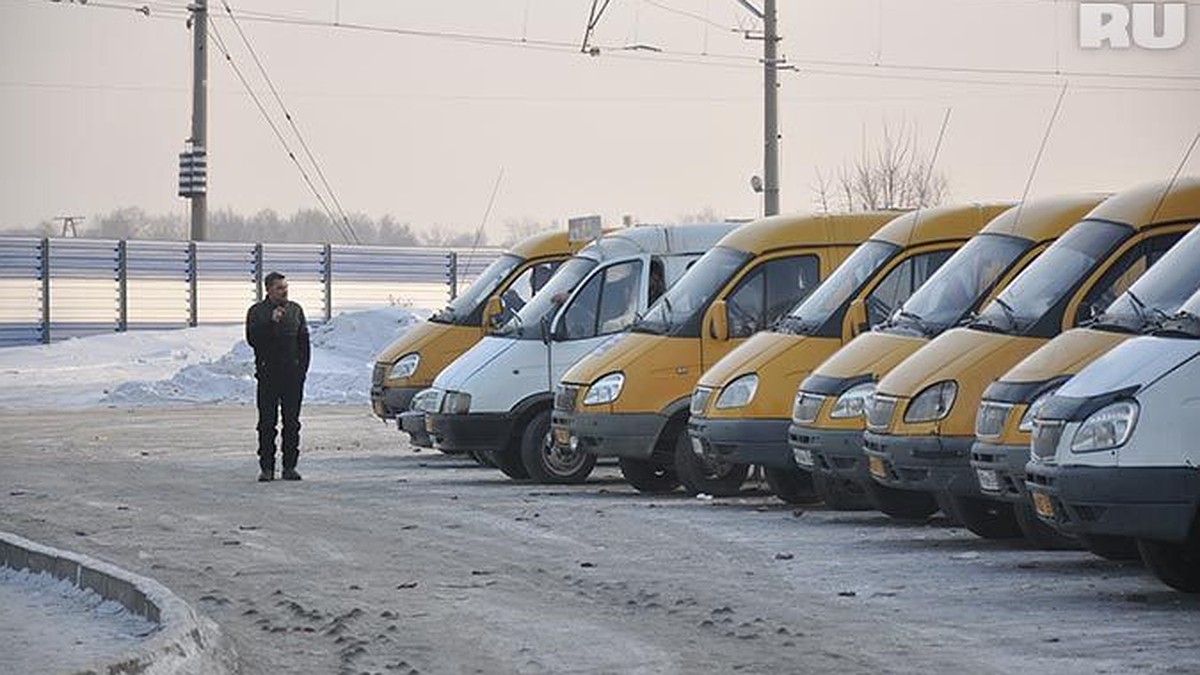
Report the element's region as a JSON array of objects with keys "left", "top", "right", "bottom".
[{"left": 246, "top": 272, "right": 311, "bottom": 482}]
